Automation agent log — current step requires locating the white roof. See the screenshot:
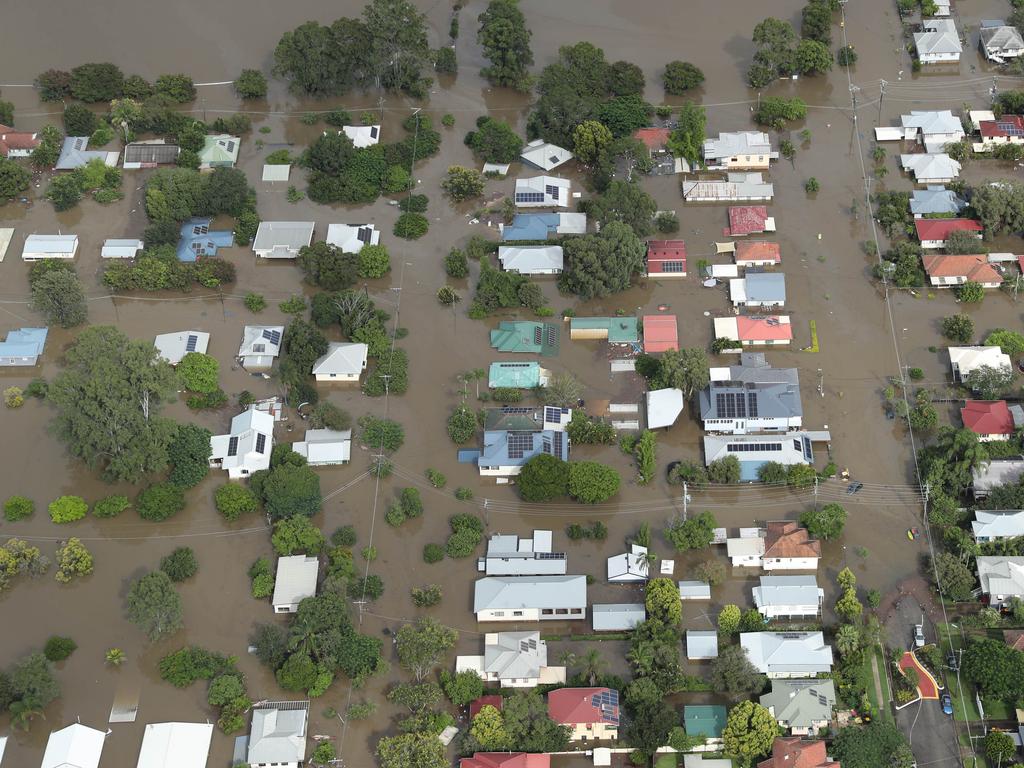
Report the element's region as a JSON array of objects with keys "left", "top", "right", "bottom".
[
  {"left": 483, "top": 162, "right": 511, "bottom": 175},
  {"left": 248, "top": 705, "right": 308, "bottom": 765},
  {"left": 154, "top": 331, "right": 210, "bottom": 365},
  {"left": 753, "top": 575, "right": 823, "bottom": 608},
  {"left": 686, "top": 630, "right": 720, "bottom": 659},
  {"left": 497, "top": 245, "right": 563, "bottom": 273},
  {"left": 136, "top": 722, "right": 214, "bottom": 768},
  {"left": 727, "top": 536, "right": 766, "bottom": 557},
  {"left": 970, "top": 110, "right": 997, "bottom": 130},
  {"left": 262, "top": 163, "right": 291, "bottom": 182},
  {"left": 252, "top": 222, "right": 315, "bottom": 257},
  {"left": 312, "top": 342, "right": 368, "bottom": 376},
  {"left": 101, "top": 238, "right": 144, "bottom": 258},
  {"left": 325, "top": 223, "right": 379, "bottom": 253},
  {"left": 239, "top": 325, "right": 285, "bottom": 360},
  {"left": 900, "top": 110, "right": 964, "bottom": 136},
  {"left": 520, "top": 139, "right": 574, "bottom": 170},
  {"left": 703, "top": 131, "right": 775, "bottom": 160},
  {"left": 514, "top": 176, "right": 571, "bottom": 207},
  {"left": 342, "top": 125, "right": 381, "bottom": 148},
  {"left": 24, "top": 234, "right": 78, "bottom": 255},
  {"left": 483, "top": 630, "right": 549, "bottom": 677},
  {"left": 973, "top": 510, "right": 1024, "bottom": 539},
  {"left": 914, "top": 19, "right": 962, "bottom": 55},
  {"left": 41, "top": 723, "right": 106, "bottom": 768},
  {"left": 740, "top": 631, "right": 834, "bottom": 674},
  {"left": 647, "top": 388, "right": 684, "bottom": 429},
  {"left": 901, "top": 153, "right": 961, "bottom": 180},
  {"left": 978, "top": 556, "right": 1024, "bottom": 596},
  {"left": 591, "top": 603, "right": 646, "bottom": 631},
  {"left": 949, "top": 346, "right": 1012, "bottom": 376},
  {"left": 273, "top": 555, "right": 319, "bottom": 608},
  {"left": 607, "top": 544, "right": 650, "bottom": 581},
  {"left": 292, "top": 428, "right": 352, "bottom": 465},
  {"left": 474, "top": 575, "right": 587, "bottom": 612},
  {"left": 210, "top": 407, "right": 275, "bottom": 472}
]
